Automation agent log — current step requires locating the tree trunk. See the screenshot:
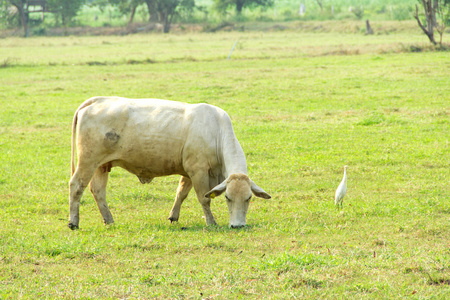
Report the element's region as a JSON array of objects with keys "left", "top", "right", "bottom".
[
  {"left": 236, "top": 0, "right": 245, "bottom": 15},
  {"left": 425, "top": 0, "right": 434, "bottom": 33},
  {"left": 128, "top": 5, "right": 137, "bottom": 25},
  {"left": 365, "top": 19, "right": 374, "bottom": 35},
  {"left": 21, "top": 8, "right": 29, "bottom": 37},
  {"left": 432, "top": 0, "right": 438, "bottom": 27},
  {"left": 144, "top": 0, "right": 159, "bottom": 22},
  {"left": 315, "top": 0, "right": 323, "bottom": 11},
  {"left": 163, "top": 20, "right": 170, "bottom": 33},
  {"left": 414, "top": 2, "right": 437, "bottom": 45},
  {"left": 434, "top": 0, "right": 449, "bottom": 46},
  {"left": 11, "top": 1, "right": 28, "bottom": 37},
  {"left": 162, "top": 12, "right": 170, "bottom": 33}
]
